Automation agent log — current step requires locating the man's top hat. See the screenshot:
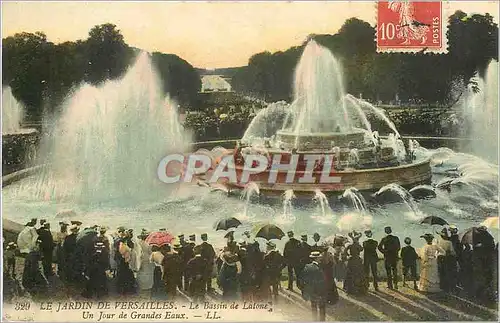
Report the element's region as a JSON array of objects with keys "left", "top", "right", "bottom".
[
  {"left": 384, "top": 226, "right": 392, "bottom": 234},
  {"left": 201, "top": 233, "right": 208, "bottom": 240},
  {"left": 287, "top": 230, "right": 294, "bottom": 236},
  {"left": 178, "top": 234, "right": 185, "bottom": 240},
  {"left": 301, "top": 234, "right": 308, "bottom": 241},
  {"left": 189, "top": 234, "right": 196, "bottom": 241},
  {"left": 364, "top": 230, "right": 373, "bottom": 237},
  {"left": 40, "top": 219, "right": 47, "bottom": 225}
]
